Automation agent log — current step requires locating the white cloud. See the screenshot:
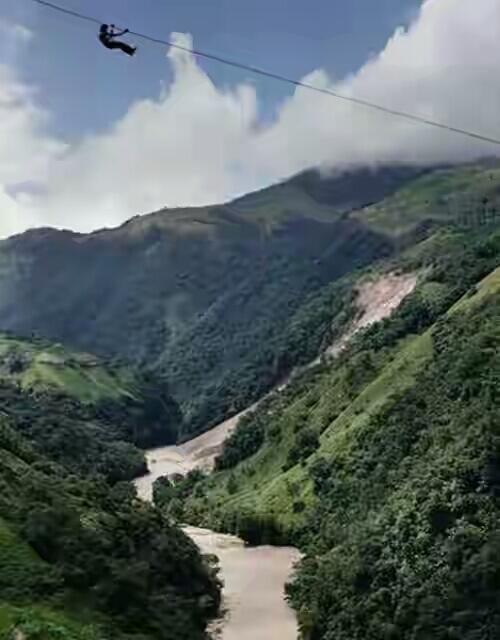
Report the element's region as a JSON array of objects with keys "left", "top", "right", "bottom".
[
  {"left": 37, "top": 33, "right": 260, "bottom": 231},
  {"left": 0, "top": 63, "right": 66, "bottom": 237},
  {"left": 2, "top": 0, "right": 500, "bottom": 237}
]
